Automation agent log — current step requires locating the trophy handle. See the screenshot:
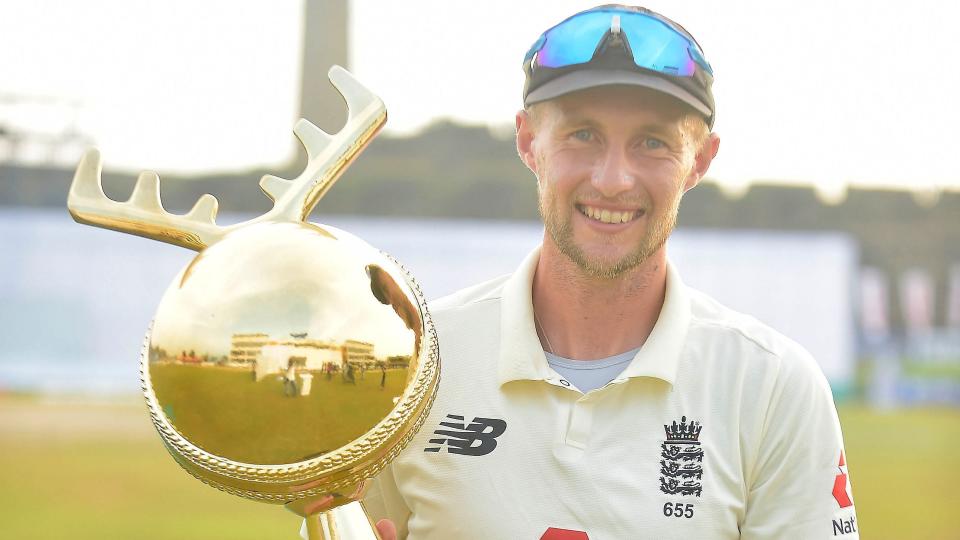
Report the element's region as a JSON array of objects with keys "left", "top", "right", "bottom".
[
  {"left": 302, "top": 501, "right": 383, "bottom": 540},
  {"left": 67, "top": 66, "right": 386, "bottom": 252}
]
